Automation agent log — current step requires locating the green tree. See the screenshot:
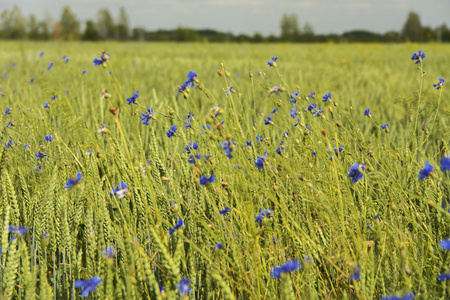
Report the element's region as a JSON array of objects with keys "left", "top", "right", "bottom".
[
  {"left": 27, "top": 14, "right": 39, "bottom": 39},
  {"left": 60, "top": 6, "right": 80, "bottom": 40},
  {"left": 401, "top": 11, "right": 422, "bottom": 42},
  {"left": 97, "top": 8, "right": 115, "bottom": 40},
  {"left": 116, "top": 7, "right": 130, "bottom": 41},
  {"left": 280, "top": 13, "right": 300, "bottom": 41},
  {"left": 82, "top": 20, "right": 100, "bottom": 41},
  {"left": 0, "top": 5, "right": 27, "bottom": 39}
]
